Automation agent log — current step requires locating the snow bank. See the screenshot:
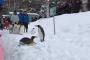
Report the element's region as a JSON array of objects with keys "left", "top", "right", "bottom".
[{"left": 2, "top": 11, "right": 90, "bottom": 60}]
